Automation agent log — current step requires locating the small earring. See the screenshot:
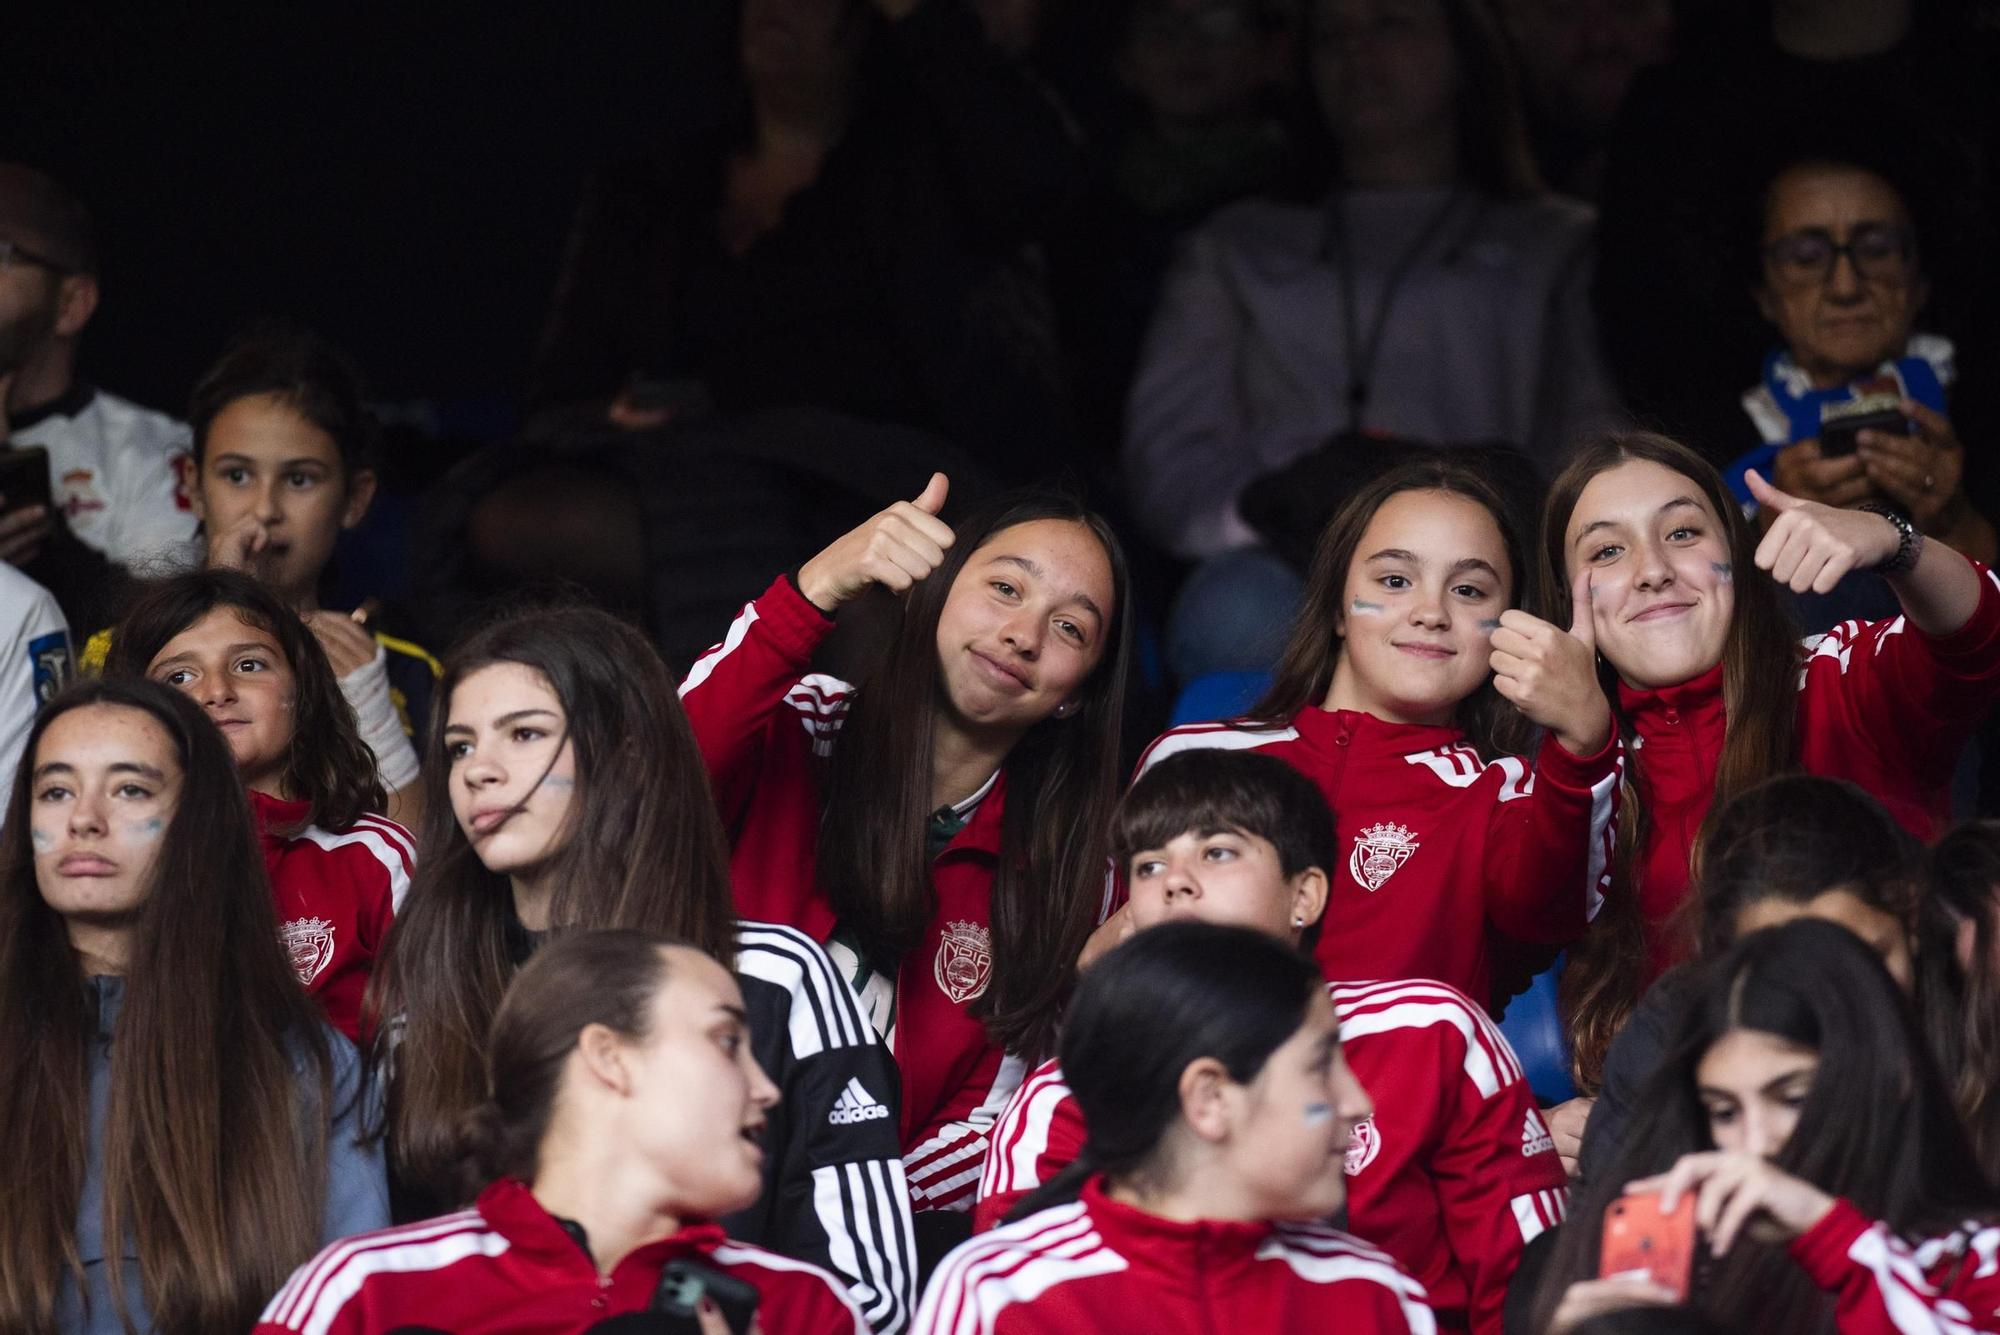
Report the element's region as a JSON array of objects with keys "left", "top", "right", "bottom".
[
  {"left": 1054, "top": 702, "right": 1073, "bottom": 718},
  {"left": 1293, "top": 915, "right": 1305, "bottom": 928}
]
